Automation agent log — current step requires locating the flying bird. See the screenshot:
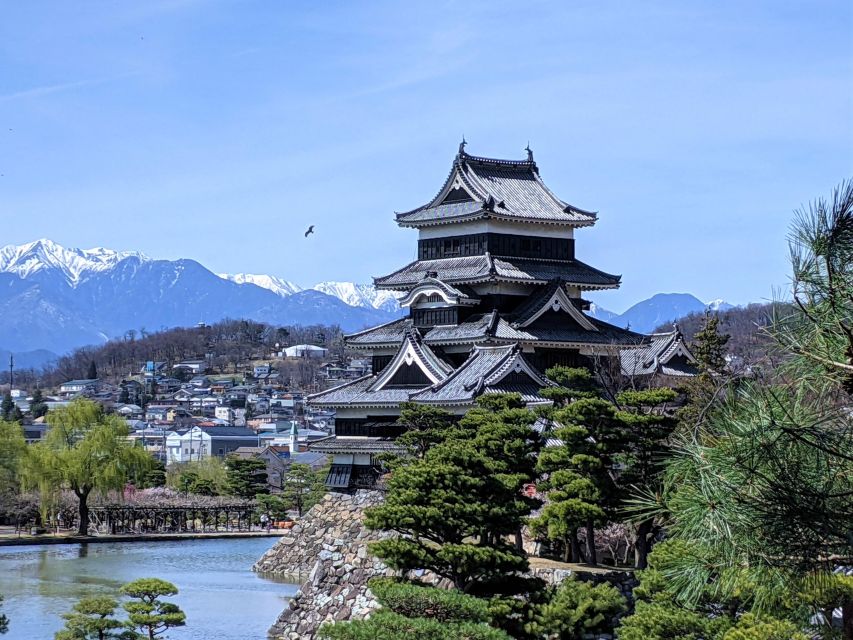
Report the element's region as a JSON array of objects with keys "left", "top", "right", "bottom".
[{"left": 304, "top": 225, "right": 315, "bottom": 237}]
